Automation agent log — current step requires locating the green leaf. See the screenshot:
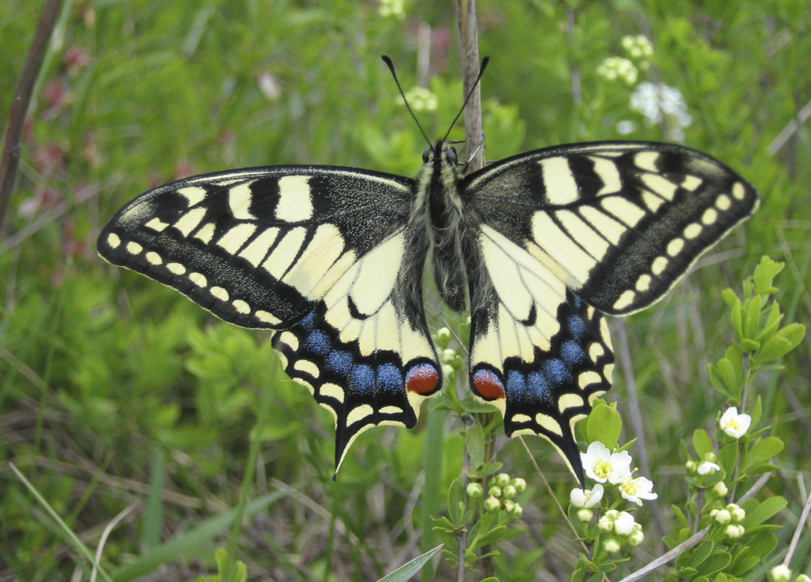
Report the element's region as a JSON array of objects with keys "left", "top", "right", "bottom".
[
  {"left": 722, "top": 287, "right": 739, "bottom": 309},
  {"left": 745, "top": 530, "right": 779, "bottom": 560},
  {"left": 742, "top": 437, "right": 784, "bottom": 472},
  {"left": 585, "top": 400, "right": 623, "bottom": 449},
  {"left": 743, "top": 295, "right": 762, "bottom": 339},
  {"left": 729, "top": 296, "right": 743, "bottom": 338},
  {"left": 465, "top": 425, "right": 485, "bottom": 470},
  {"left": 672, "top": 505, "right": 690, "bottom": 529},
  {"left": 448, "top": 480, "right": 467, "bottom": 525},
  {"left": 718, "top": 441, "right": 738, "bottom": 475},
  {"left": 753, "top": 257, "right": 783, "bottom": 294},
  {"left": 377, "top": 544, "right": 444, "bottom": 582},
  {"left": 693, "top": 429, "right": 715, "bottom": 459},
  {"left": 741, "top": 496, "right": 787, "bottom": 528},
  {"left": 695, "top": 551, "right": 732, "bottom": 576},
  {"left": 757, "top": 323, "right": 806, "bottom": 362}
]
